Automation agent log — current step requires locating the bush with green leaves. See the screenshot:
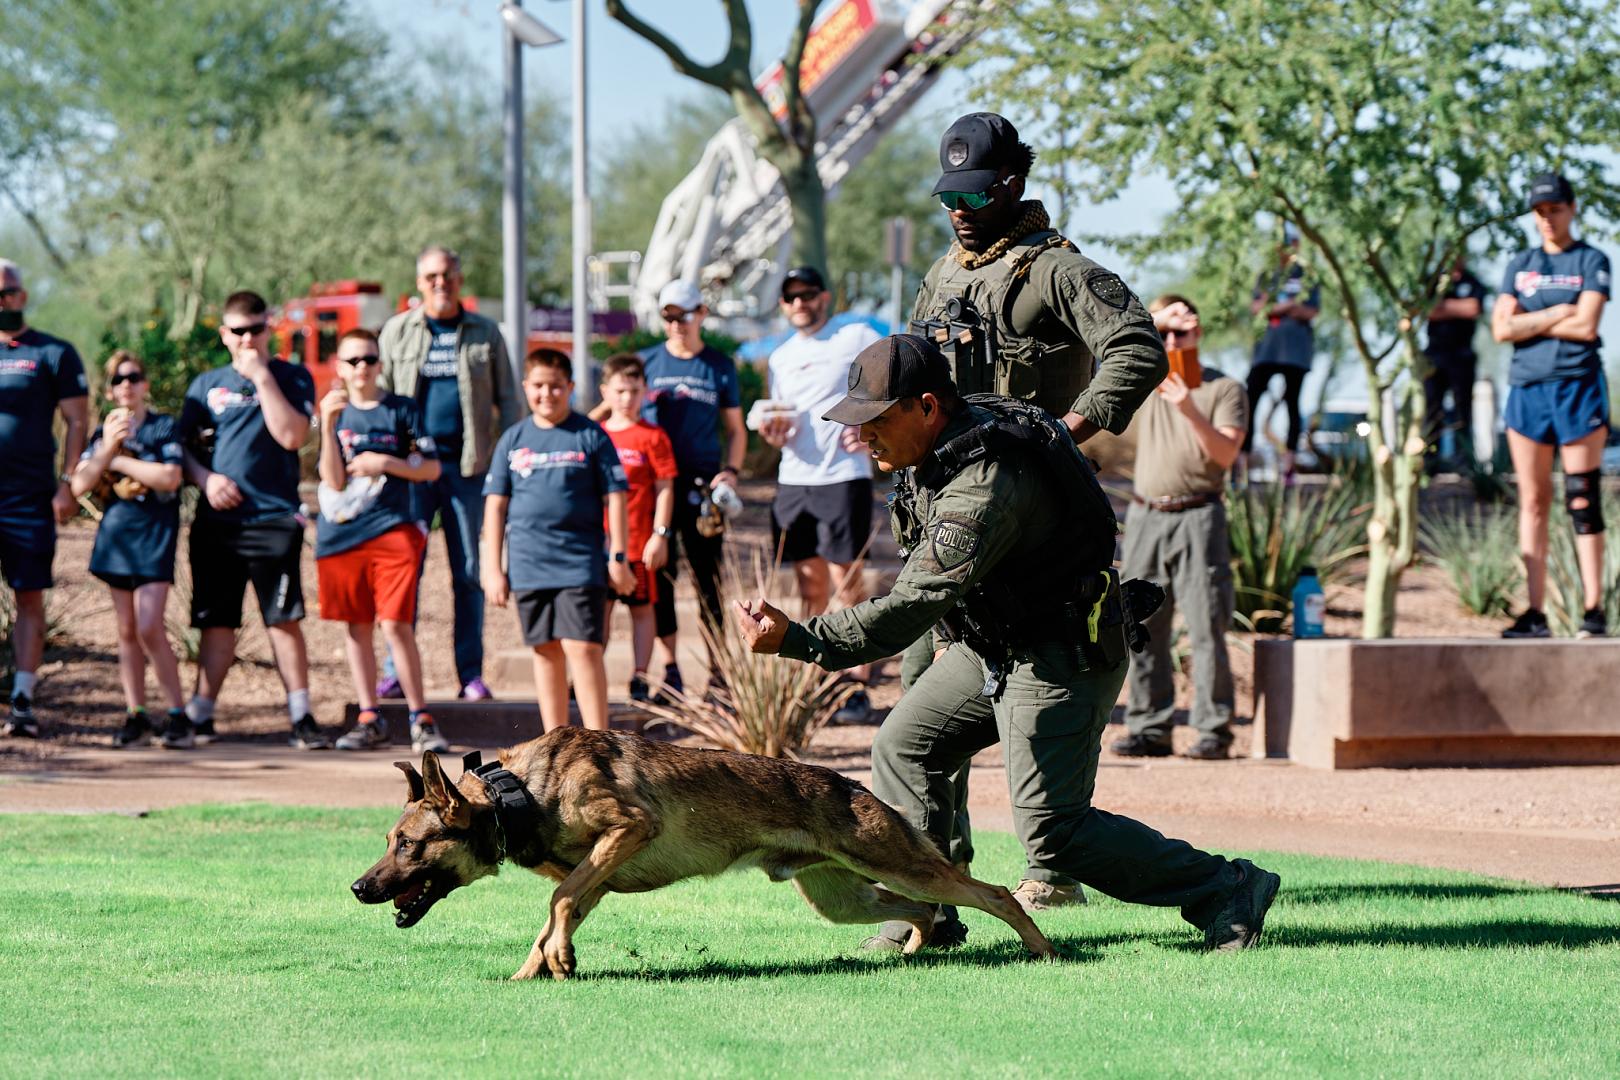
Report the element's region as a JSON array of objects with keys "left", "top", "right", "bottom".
[
  {"left": 1419, "top": 508, "right": 1521, "bottom": 618},
  {"left": 1226, "top": 477, "right": 1368, "bottom": 633}
]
